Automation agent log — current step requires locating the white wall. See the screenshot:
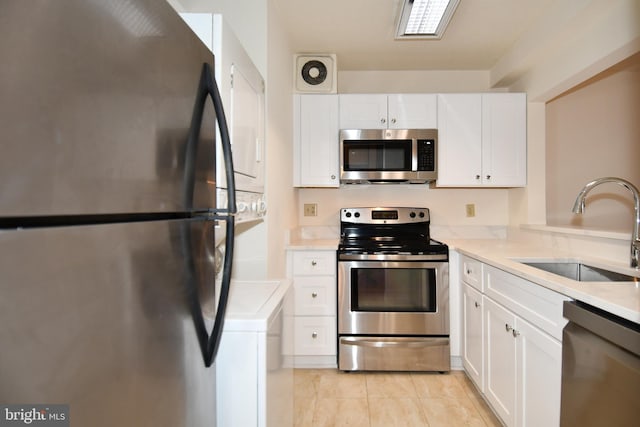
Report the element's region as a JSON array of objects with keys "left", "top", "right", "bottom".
[
  {"left": 172, "top": 0, "right": 267, "bottom": 76},
  {"left": 338, "top": 70, "right": 493, "bottom": 94},
  {"left": 545, "top": 57, "right": 640, "bottom": 233},
  {"left": 298, "top": 186, "right": 508, "bottom": 235},
  {"left": 265, "top": 0, "right": 297, "bottom": 278},
  {"left": 499, "top": 0, "right": 640, "bottom": 230},
  {"left": 171, "top": 0, "right": 296, "bottom": 279}
]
